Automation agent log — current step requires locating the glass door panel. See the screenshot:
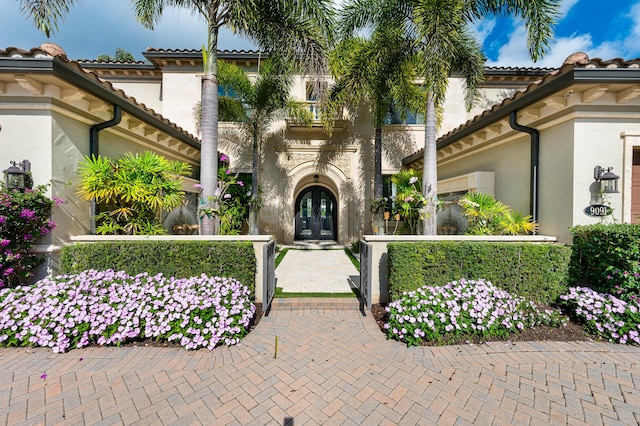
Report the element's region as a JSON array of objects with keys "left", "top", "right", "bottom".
[{"left": 295, "top": 186, "right": 337, "bottom": 240}]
